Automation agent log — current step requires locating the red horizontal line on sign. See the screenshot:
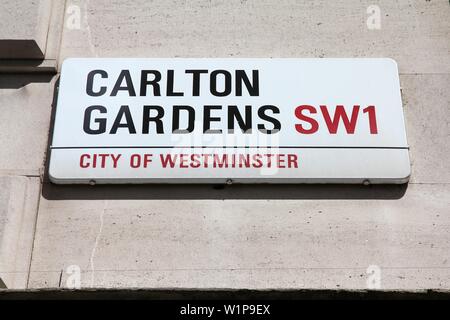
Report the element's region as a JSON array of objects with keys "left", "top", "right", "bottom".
[{"left": 50, "top": 146, "right": 409, "bottom": 150}]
